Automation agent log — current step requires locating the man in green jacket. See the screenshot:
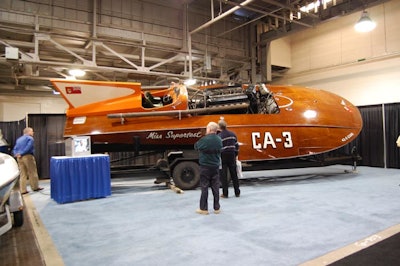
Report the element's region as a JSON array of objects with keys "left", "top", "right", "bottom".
[{"left": 194, "top": 122, "right": 222, "bottom": 215}]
